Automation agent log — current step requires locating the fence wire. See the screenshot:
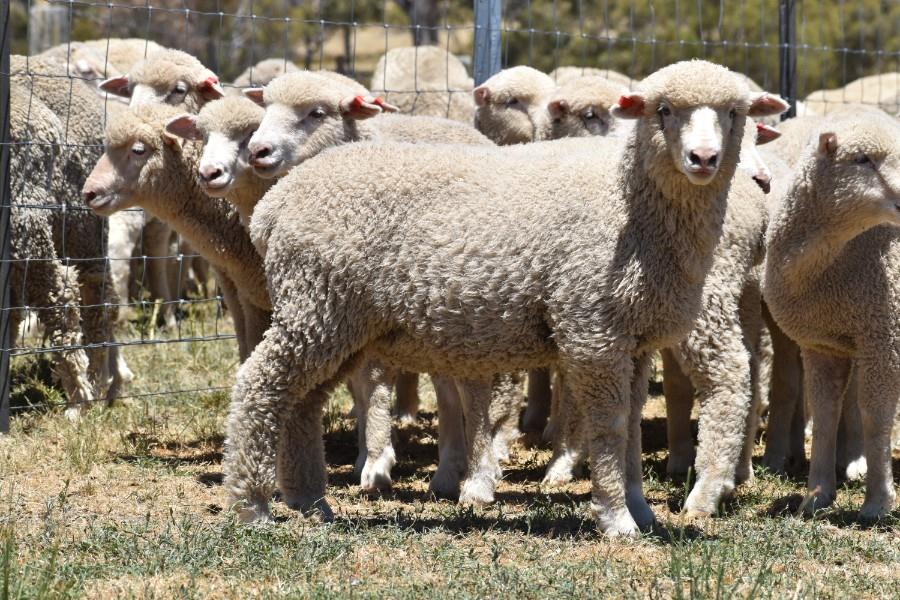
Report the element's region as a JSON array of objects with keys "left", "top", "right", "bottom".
[{"left": 2, "top": 0, "right": 899, "bottom": 425}]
